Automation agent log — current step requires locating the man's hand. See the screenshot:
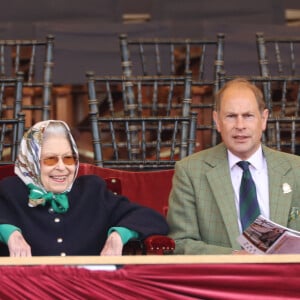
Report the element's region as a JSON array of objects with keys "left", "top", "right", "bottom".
[
  {"left": 7, "top": 231, "right": 31, "bottom": 257},
  {"left": 100, "top": 231, "right": 123, "bottom": 256}
]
